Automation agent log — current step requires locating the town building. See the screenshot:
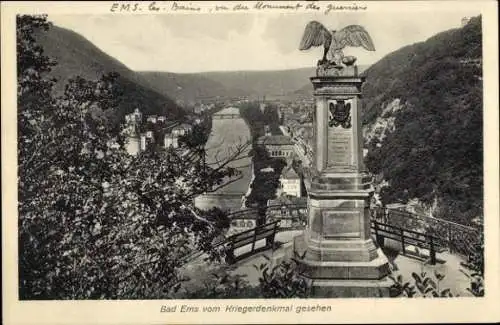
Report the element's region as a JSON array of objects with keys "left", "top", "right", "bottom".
[
  {"left": 256, "top": 135, "right": 294, "bottom": 158},
  {"left": 147, "top": 115, "right": 158, "bottom": 124},
  {"left": 164, "top": 123, "right": 193, "bottom": 149},
  {"left": 194, "top": 105, "right": 205, "bottom": 115},
  {"left": 259, "top": 102, "right": 266, "bottom": 113},
  {"left": 124, "top": 109, "right": 143, "bottom": 156},
  {"left": 264, "top": 125, "right": 272, "bottom": 136},
  {"left": 140, "top": 132, "right": 155, "bottom": 151},
  {"left": 123, "top": 108, "right": 190, "bottom": 154},
  {"left": 171, "top": 123, "right": 193, "bottom": 137},
  {"left": 125, "top": 132, "right": 140, "bottom": 156},
  {"left": 279, "top": 164, "right": 302, "bottom": 198},
  {"left": 125, "top": 108, "right": 143, "bottom": 124},
  {"left": 266, "top": 195, "right": 307, "bottom": 229},
  {"left": 164, "top": 133, "right": 179, "bottom": 149}
]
